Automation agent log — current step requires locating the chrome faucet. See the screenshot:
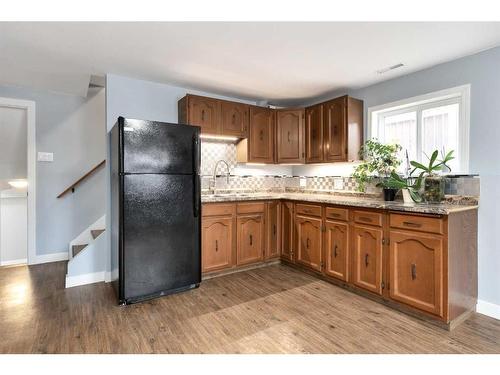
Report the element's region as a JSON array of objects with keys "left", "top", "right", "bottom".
[{"left": 211, "top": 160, "right": 231, "bottom": 193}]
